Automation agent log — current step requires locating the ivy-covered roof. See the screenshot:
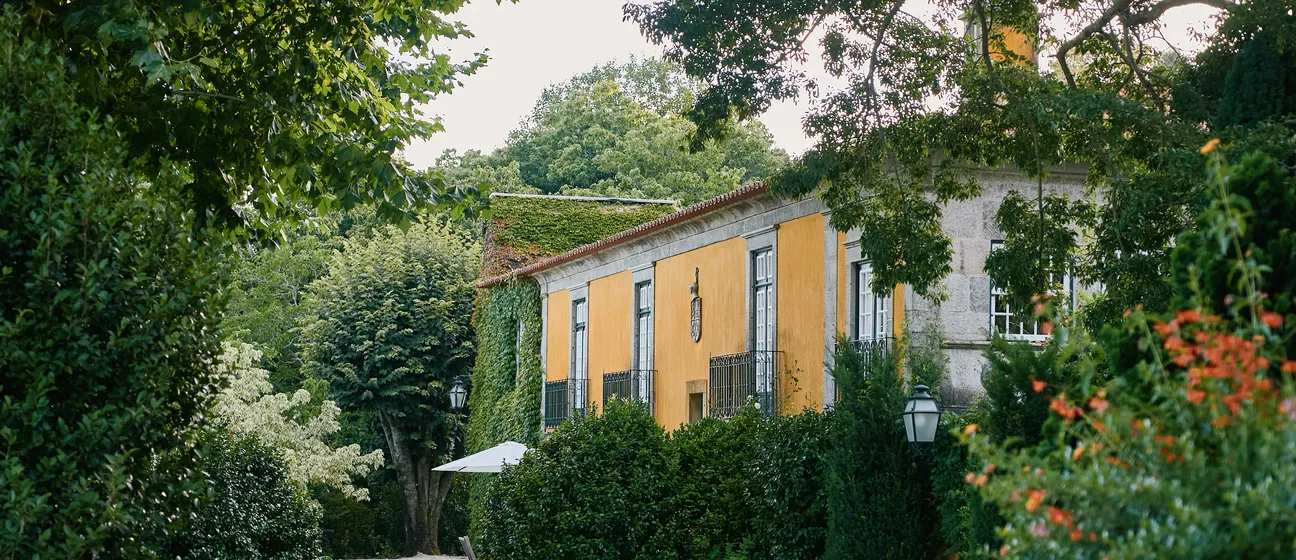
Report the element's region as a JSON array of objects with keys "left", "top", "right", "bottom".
[{"left": 481, "top": 193, "right": 678, "bottom": 279}]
